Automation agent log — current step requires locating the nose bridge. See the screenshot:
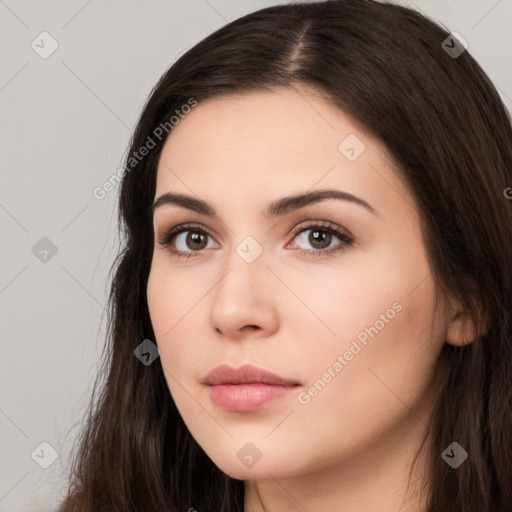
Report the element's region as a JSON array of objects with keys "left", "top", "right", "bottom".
[
  {"left": 218, "top": 232, "right": 269, "bottom": 298},
  {"left": 208, "top": 230, "right": 277, "bottom": 335},
  {"left": 219, "top": 210, "right": 269, "bottom": 275}
]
